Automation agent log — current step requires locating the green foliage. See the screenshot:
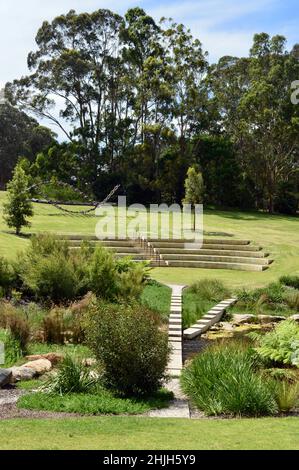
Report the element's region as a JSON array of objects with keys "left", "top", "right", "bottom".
[
  {"left": 274, "top": 381, "right": 299, "bottom": 413},
  {"left": 3, "top": 164, "right": 33, "bottom": 235},
  {"left": 254, "top": 320, "right": 299, "bottom": 365},
  {"left": 140, "top": 280, "right": 171, "bottom": 320},
  {"left": 0, "top": 257, "right": 14, "bottom": 294},
  {"left": 183, "top": 279, "right": 230, "bottom": 328},
  {"left": 0, "top": 329, "right": 23, "bottom": 366},
  {"left": 181, "top": 342, "right": 277, "bottom": 416},
  {"left": 18, "top": 388, "right": 172, "bottom": 415},
  {"left": 15, "top": 235, "right": 147, "bottom": 303},
  {"left": 188, "top": 278, "right": 230, "bottom": 301},
  {"left": 0, "top": 102, "right": 55, "bottom": 189},
  {"left": 86, "top": 301, "right": 169, "bottom": 396},
  {"left": 183, "top": 166, "right": 204, "bottom": 205},
  {"left": 280, "top": 275, "right": 299, "bottom": 290},
  {"left": 45, "top": 356, "right": 97, "bottom": 394}
]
